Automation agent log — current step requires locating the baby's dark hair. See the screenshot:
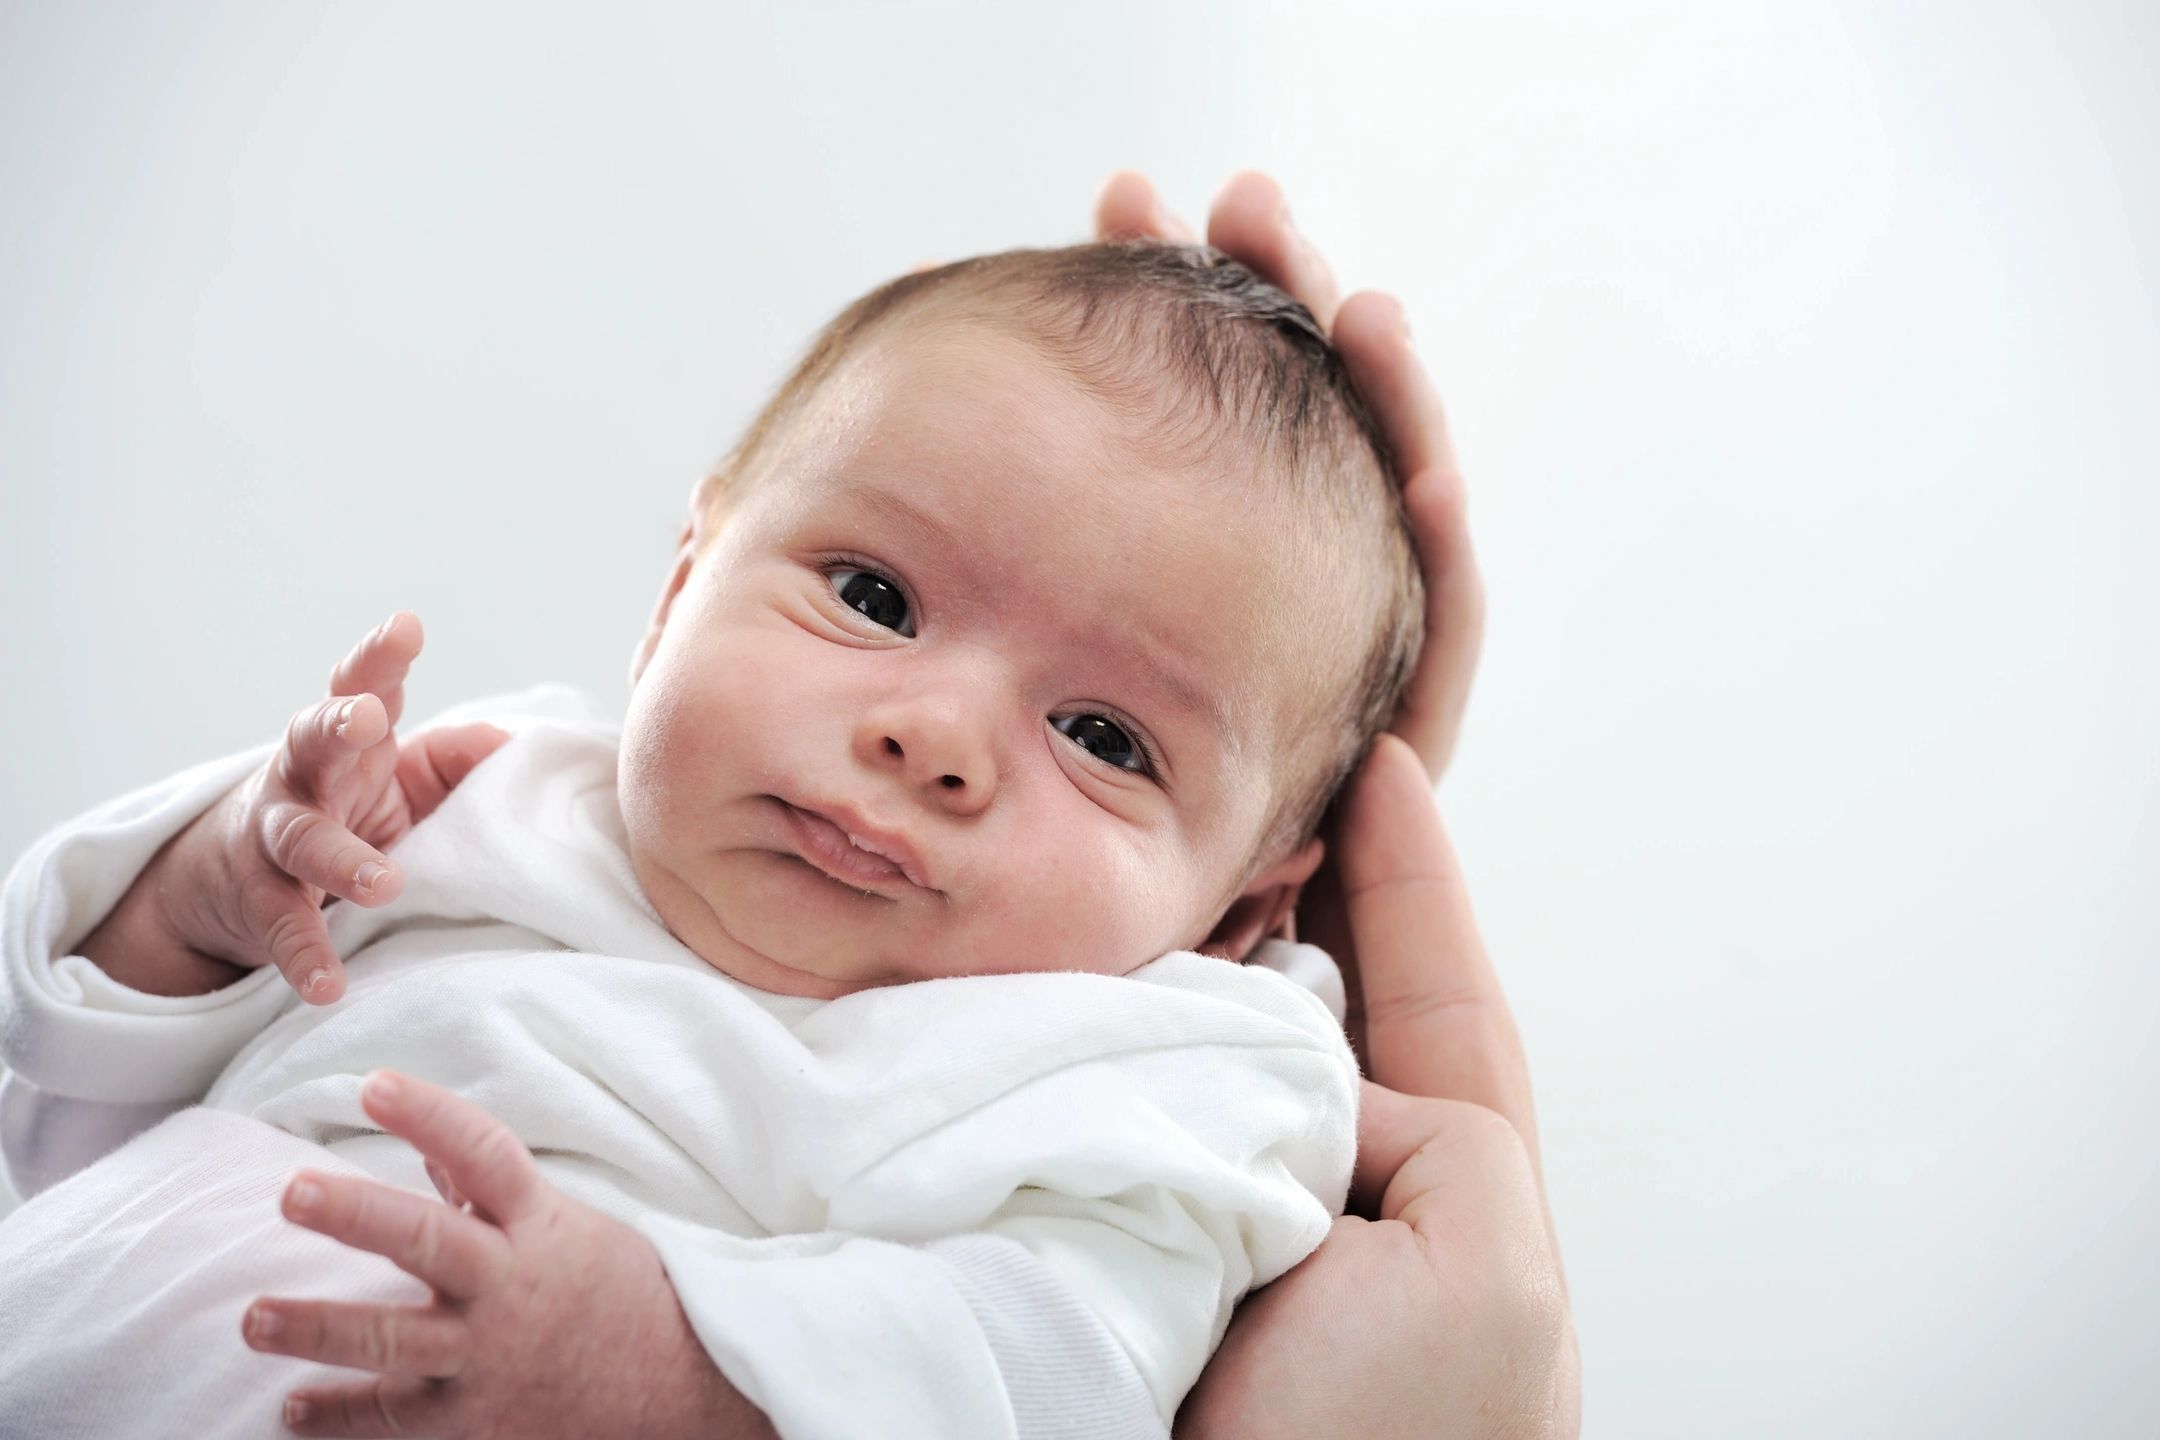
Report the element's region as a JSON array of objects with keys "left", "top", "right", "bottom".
[{"left": 705, "top": 239, "right": 1426, "bottom": 890}]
